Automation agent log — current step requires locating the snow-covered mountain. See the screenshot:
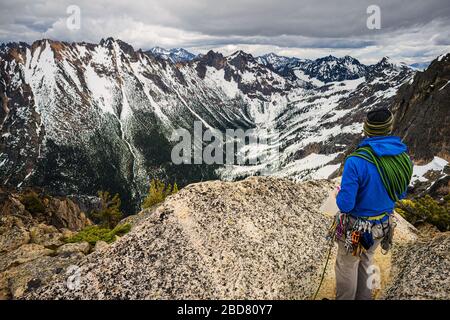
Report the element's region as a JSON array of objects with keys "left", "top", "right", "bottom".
[
  {"left": 146, "top": 46, "right": 196, "bottom": 63},
  {"left": 260, "top": 53, "right": 373, "bottom": 84},
  {"left": 256, "top": 53, "right": 302, "bottom": 70},
  {"left": 0, "top": 38, "right": 417, "bottom": 212}
]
